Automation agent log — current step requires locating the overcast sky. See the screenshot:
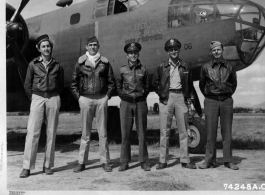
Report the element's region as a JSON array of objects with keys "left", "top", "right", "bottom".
[{"left": 5, "top": 0, "right": 265, "bottom": 108}]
